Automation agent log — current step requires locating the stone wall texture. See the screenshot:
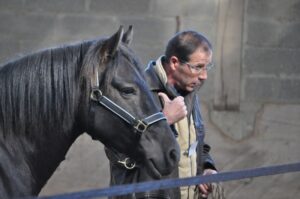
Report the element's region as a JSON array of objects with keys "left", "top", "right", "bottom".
[{"left": 0, "top": 0, "right": 299, "bottom": 198}]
